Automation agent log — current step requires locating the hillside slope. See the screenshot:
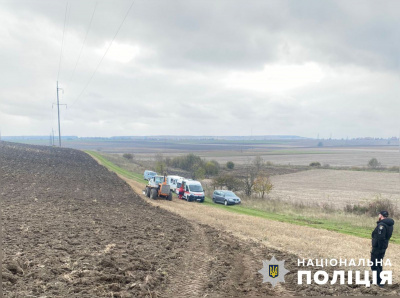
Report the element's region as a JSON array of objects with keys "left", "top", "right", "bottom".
[{"left": 0, "top": 142, "right": 391, "bottom": 296}]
